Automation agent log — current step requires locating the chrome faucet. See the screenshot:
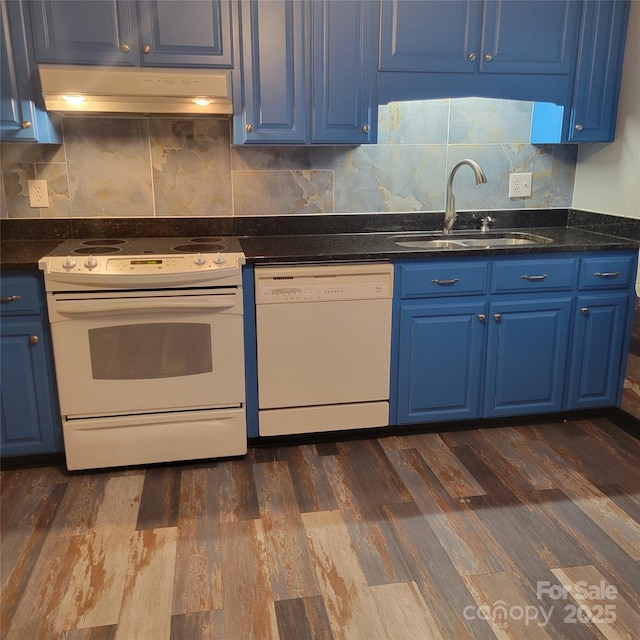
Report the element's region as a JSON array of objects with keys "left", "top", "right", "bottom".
[{"left": 443, "top": 159, "right": 487, "bottom": 234}]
